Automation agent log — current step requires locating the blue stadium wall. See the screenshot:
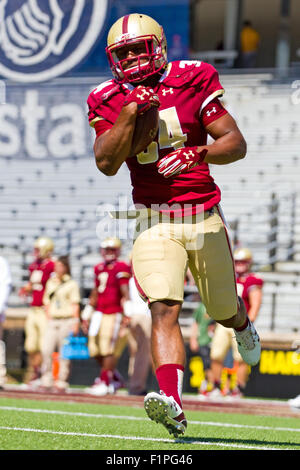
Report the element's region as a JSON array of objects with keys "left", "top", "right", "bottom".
[
  {"left": 76, "top": 0, "right": 190, "bottom": 76},
  {"left": 0, "top": 0, "right": 190, "bottom": 162}
]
